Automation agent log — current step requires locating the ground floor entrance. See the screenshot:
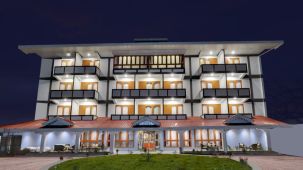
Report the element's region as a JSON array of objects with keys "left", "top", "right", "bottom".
[{"left": 138, "top": 131, "right": 159, "bottom": 151}]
